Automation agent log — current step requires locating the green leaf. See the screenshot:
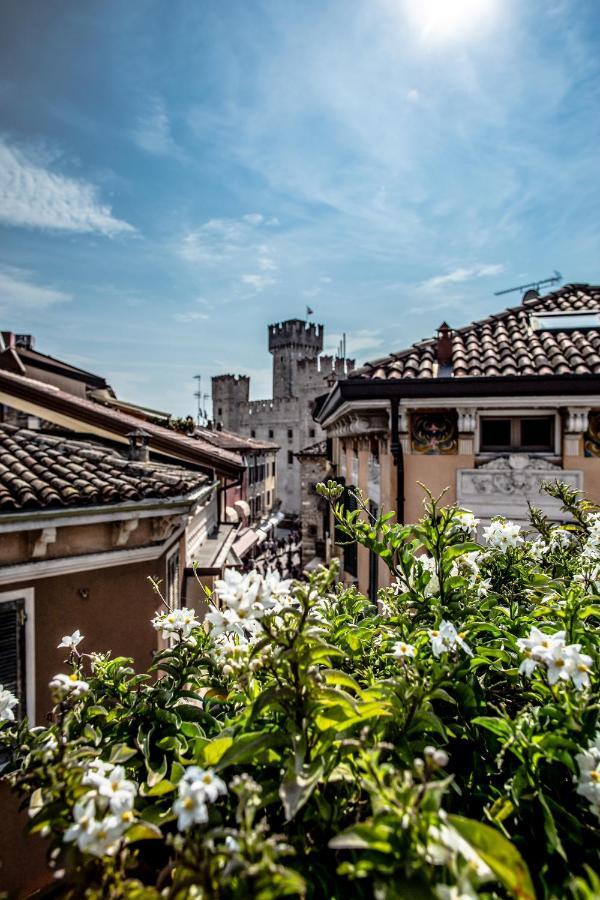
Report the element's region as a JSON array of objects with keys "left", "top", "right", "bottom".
[
  {"left": 537, "top": 792, "right": 567, "bottom": 861},
  {"left": 199, "top": 736, "right": 233, "bottom": 767},
  {"left": 216, "top": 731, "right": 283, "bottom": 769},
  {"left": 280, "top": 759, "right": 324, "bottom": 821},
  {"left": 448, "top": 815, "right": 536, "bottom": 900},
  {"left": 472, "top": 716, "right": 513, "bottom": 741},
  {"left": 146, "top": 754, "right": 167, "bottom": 786},
  {"left": 125, "top": 821, "right": 163, "bottom": 842}
]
